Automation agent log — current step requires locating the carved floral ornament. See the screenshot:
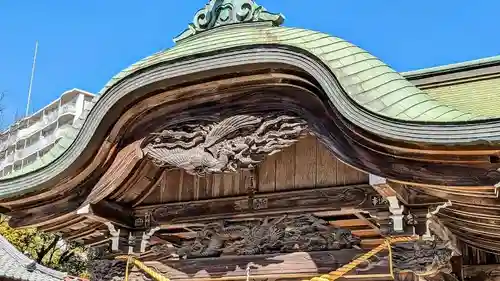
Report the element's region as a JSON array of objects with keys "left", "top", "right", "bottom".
[
  {"left": 174, "top": 0, "right": 285, "bottom": 43},
  {"left": 143, "top": 114, "right": 308, "bottom": 176}
]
